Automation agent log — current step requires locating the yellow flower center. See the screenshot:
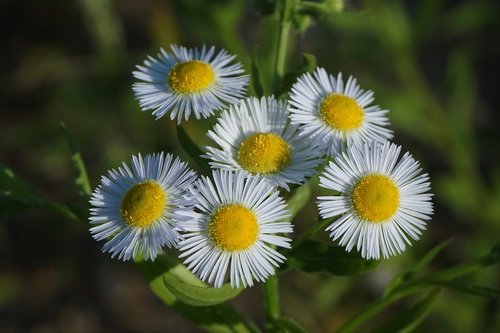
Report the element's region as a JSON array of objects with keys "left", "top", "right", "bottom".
[
  {"left": 351, "top": 174, "right": 399, "bottom": 223},
  {"left": 208, "top": 204, "right": 259, "bottom": 251},
  {"left": 168, "top": 60, "right": 215, "bottom": 94},
  {"left": 319, "top": 93, "right": 364, "bottom": 131},
  {"left": 237, "top": 133, "right": 291, "bottom": 174},
  {"left": 120, "top": 181, "right": 166, "bottom": 228}
]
